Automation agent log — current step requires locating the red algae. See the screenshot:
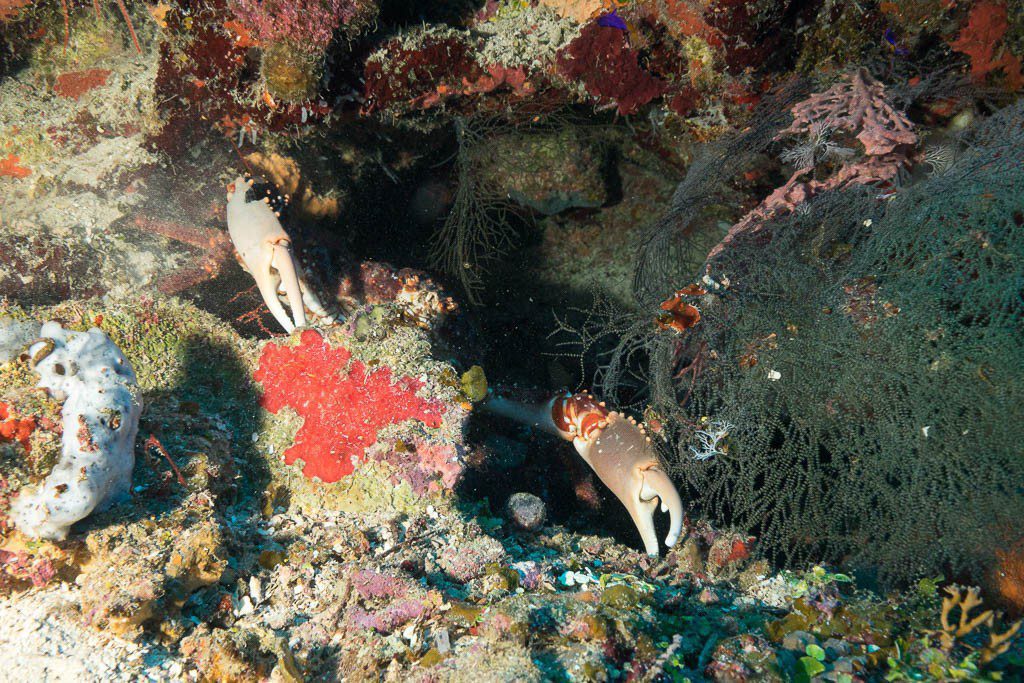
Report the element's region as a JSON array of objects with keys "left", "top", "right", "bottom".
[
  {"left": 556, "top": 23, "right": 667, "bottom": 115},
  {"left": 52, "top": 69, "right": 112, "bottom": 100}
]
